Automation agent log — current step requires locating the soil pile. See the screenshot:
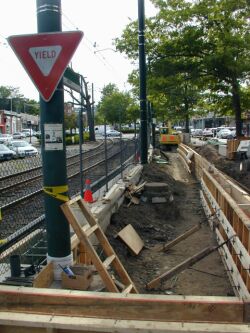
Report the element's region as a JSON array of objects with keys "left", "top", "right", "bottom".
[{"left": 194, "top": 144, "right": 250, "bottom": 190}]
